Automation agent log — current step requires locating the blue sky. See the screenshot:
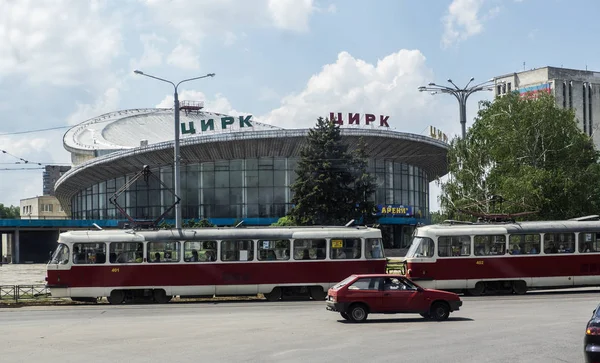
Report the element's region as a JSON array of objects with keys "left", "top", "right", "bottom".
[{"left": 0, "top": 0, "right": 597, "bottom": 211}]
